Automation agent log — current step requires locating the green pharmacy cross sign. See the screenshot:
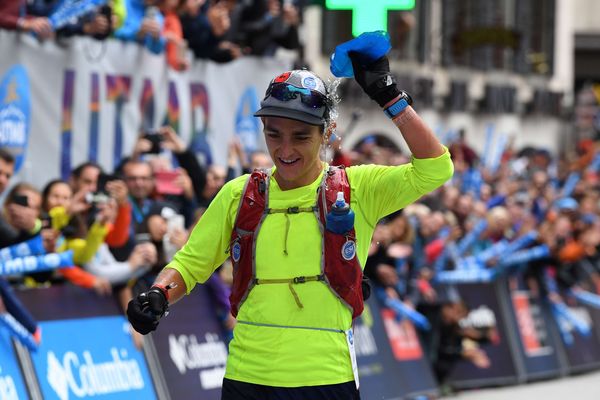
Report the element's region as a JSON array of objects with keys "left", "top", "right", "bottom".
[{"left": 325, "top": 0, "right": 416, "bottom": 37}]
